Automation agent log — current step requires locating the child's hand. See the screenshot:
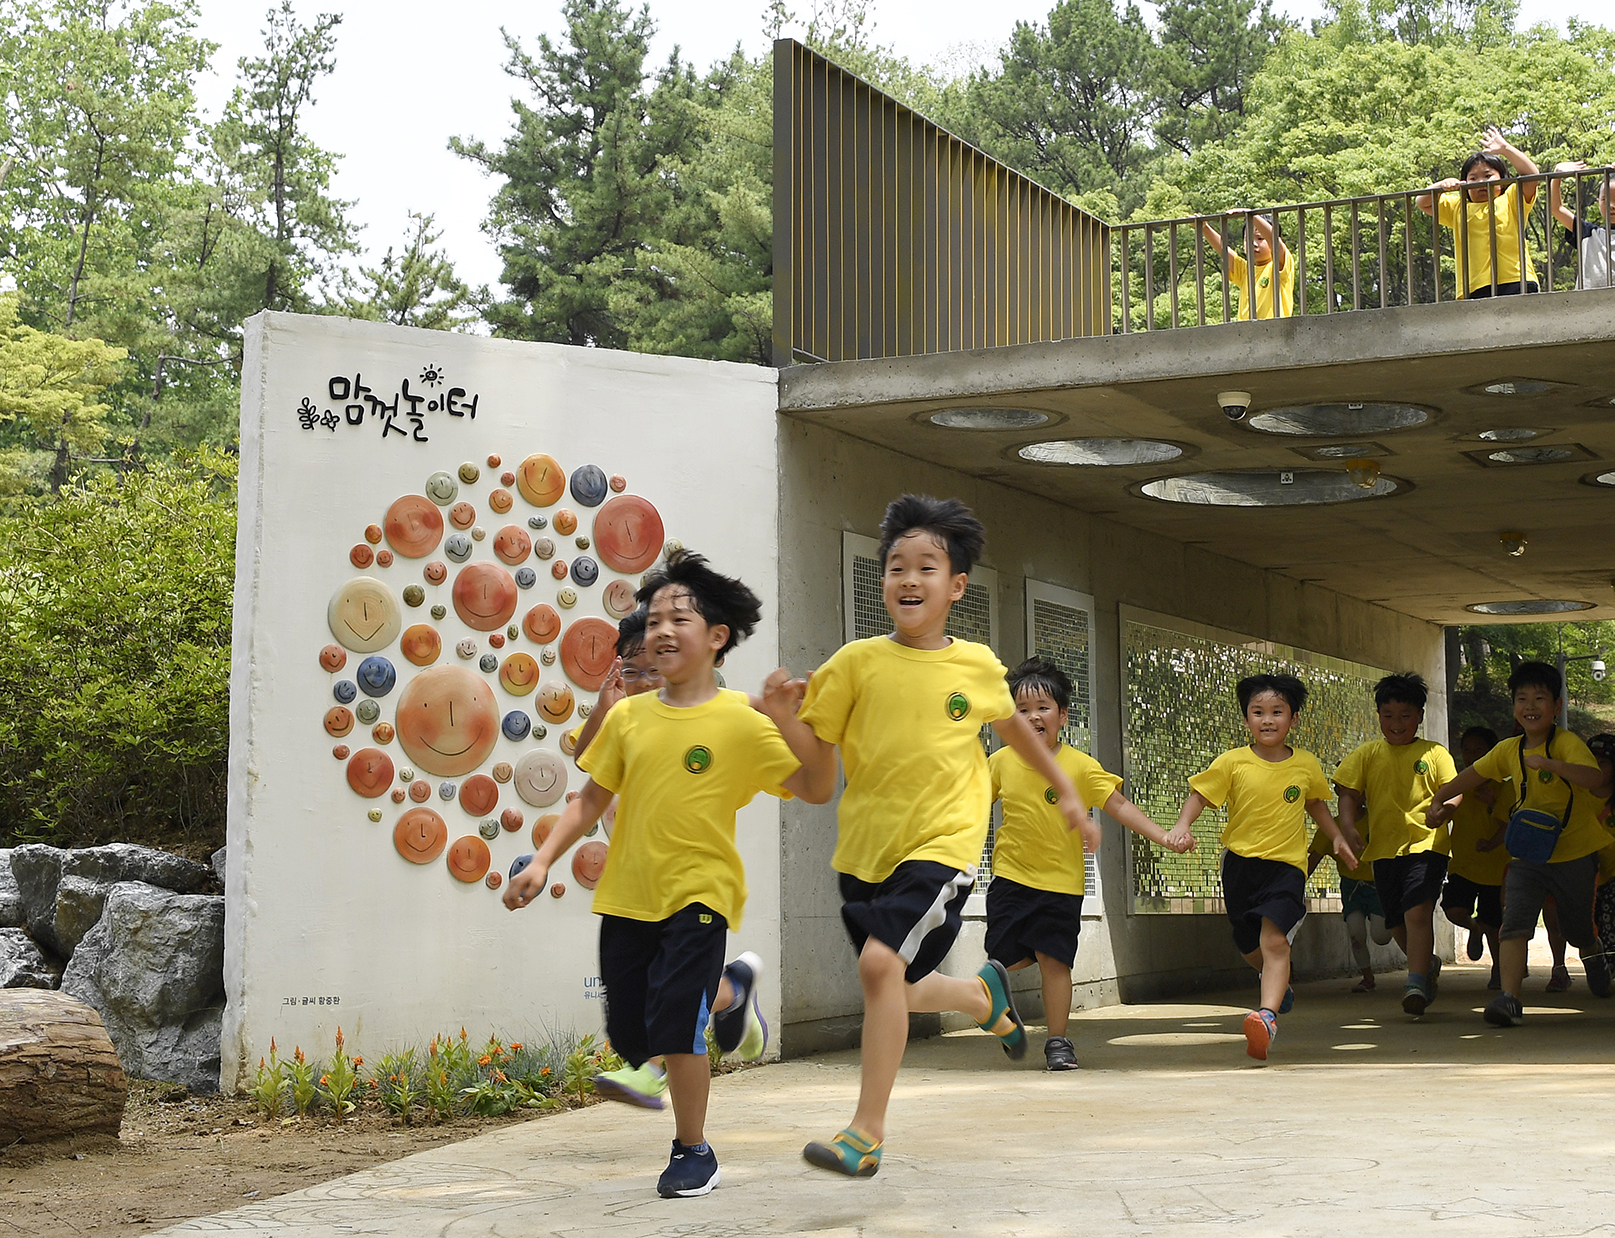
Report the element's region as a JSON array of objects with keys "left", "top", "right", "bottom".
[
  {"left": 502, "top": 861, "right": 550, "bottom": 910},
  {"left": 1343, "top": 825, "right": 1366, "bottom": 857},
  {"left": 1432, "top": 176, "right": 1461, "bottom": 191},
  {"left": 1481, "top": 125, "right": 1510, "bottom": 155},
  {"left": 1162, "top": 827, "right": 1194, "bottom": 854},
  {"left": 1477, "top": 829, "right": 1505, "bottom": 853},
  {"left": 1331, "top": 835, "right": 1360, "bottom": 871},
  {"left": 597, "top": 658, "right": 626, "bottom": 708},
  {"left": 756, "top": 668, "right": 807, "bottom": 721},
  {"left": 1425, "top": 800, "right": 1453, "bottom": 829},
  {"left": 1522, "top": 752, "right": 1549, "bottom": 771},
  {"left": 1064, "top": 803, "right": 1101, "bottom": 853},
  {"left": 1555, "top": 160, "right": 1589, "bottom": 174}
]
